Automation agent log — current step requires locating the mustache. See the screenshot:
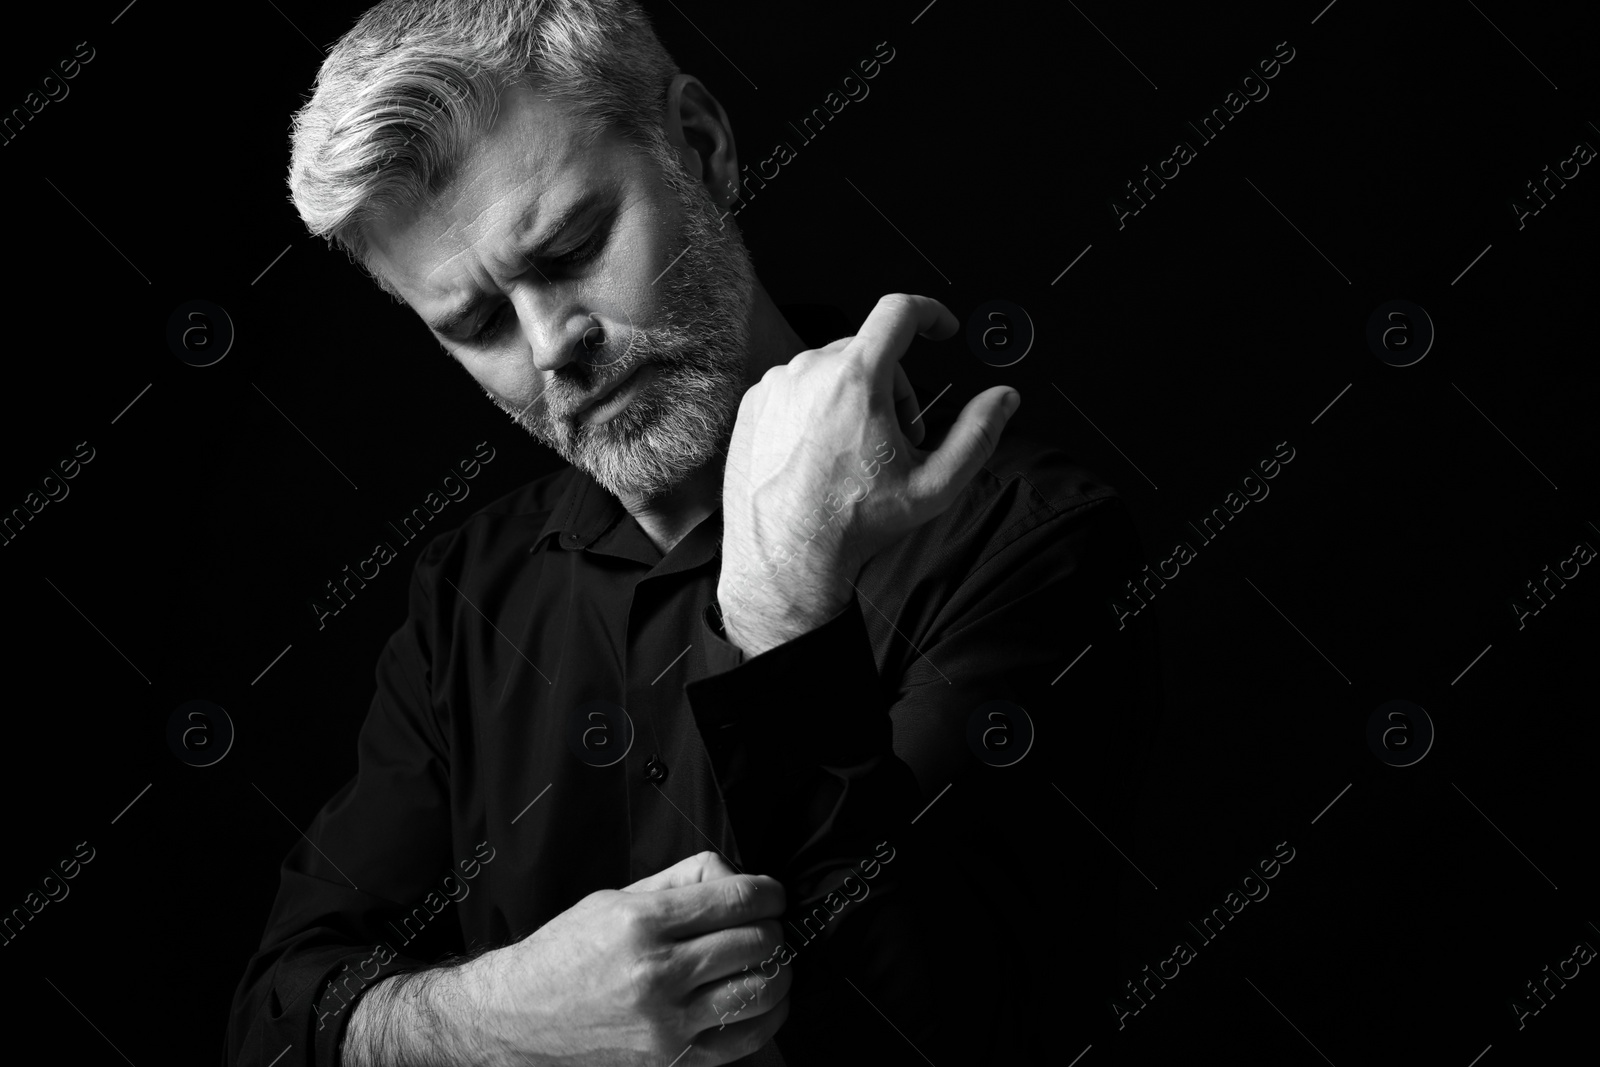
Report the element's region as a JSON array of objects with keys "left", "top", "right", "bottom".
[
  {"left": 547, "top": 324, "right": 721, "bottom": 417},
  {"left": 553, "top": 359, "right": 651, "bottom": 421},
  {"left": 498, "top": 346, "right": 669, "bottom": 425}
]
